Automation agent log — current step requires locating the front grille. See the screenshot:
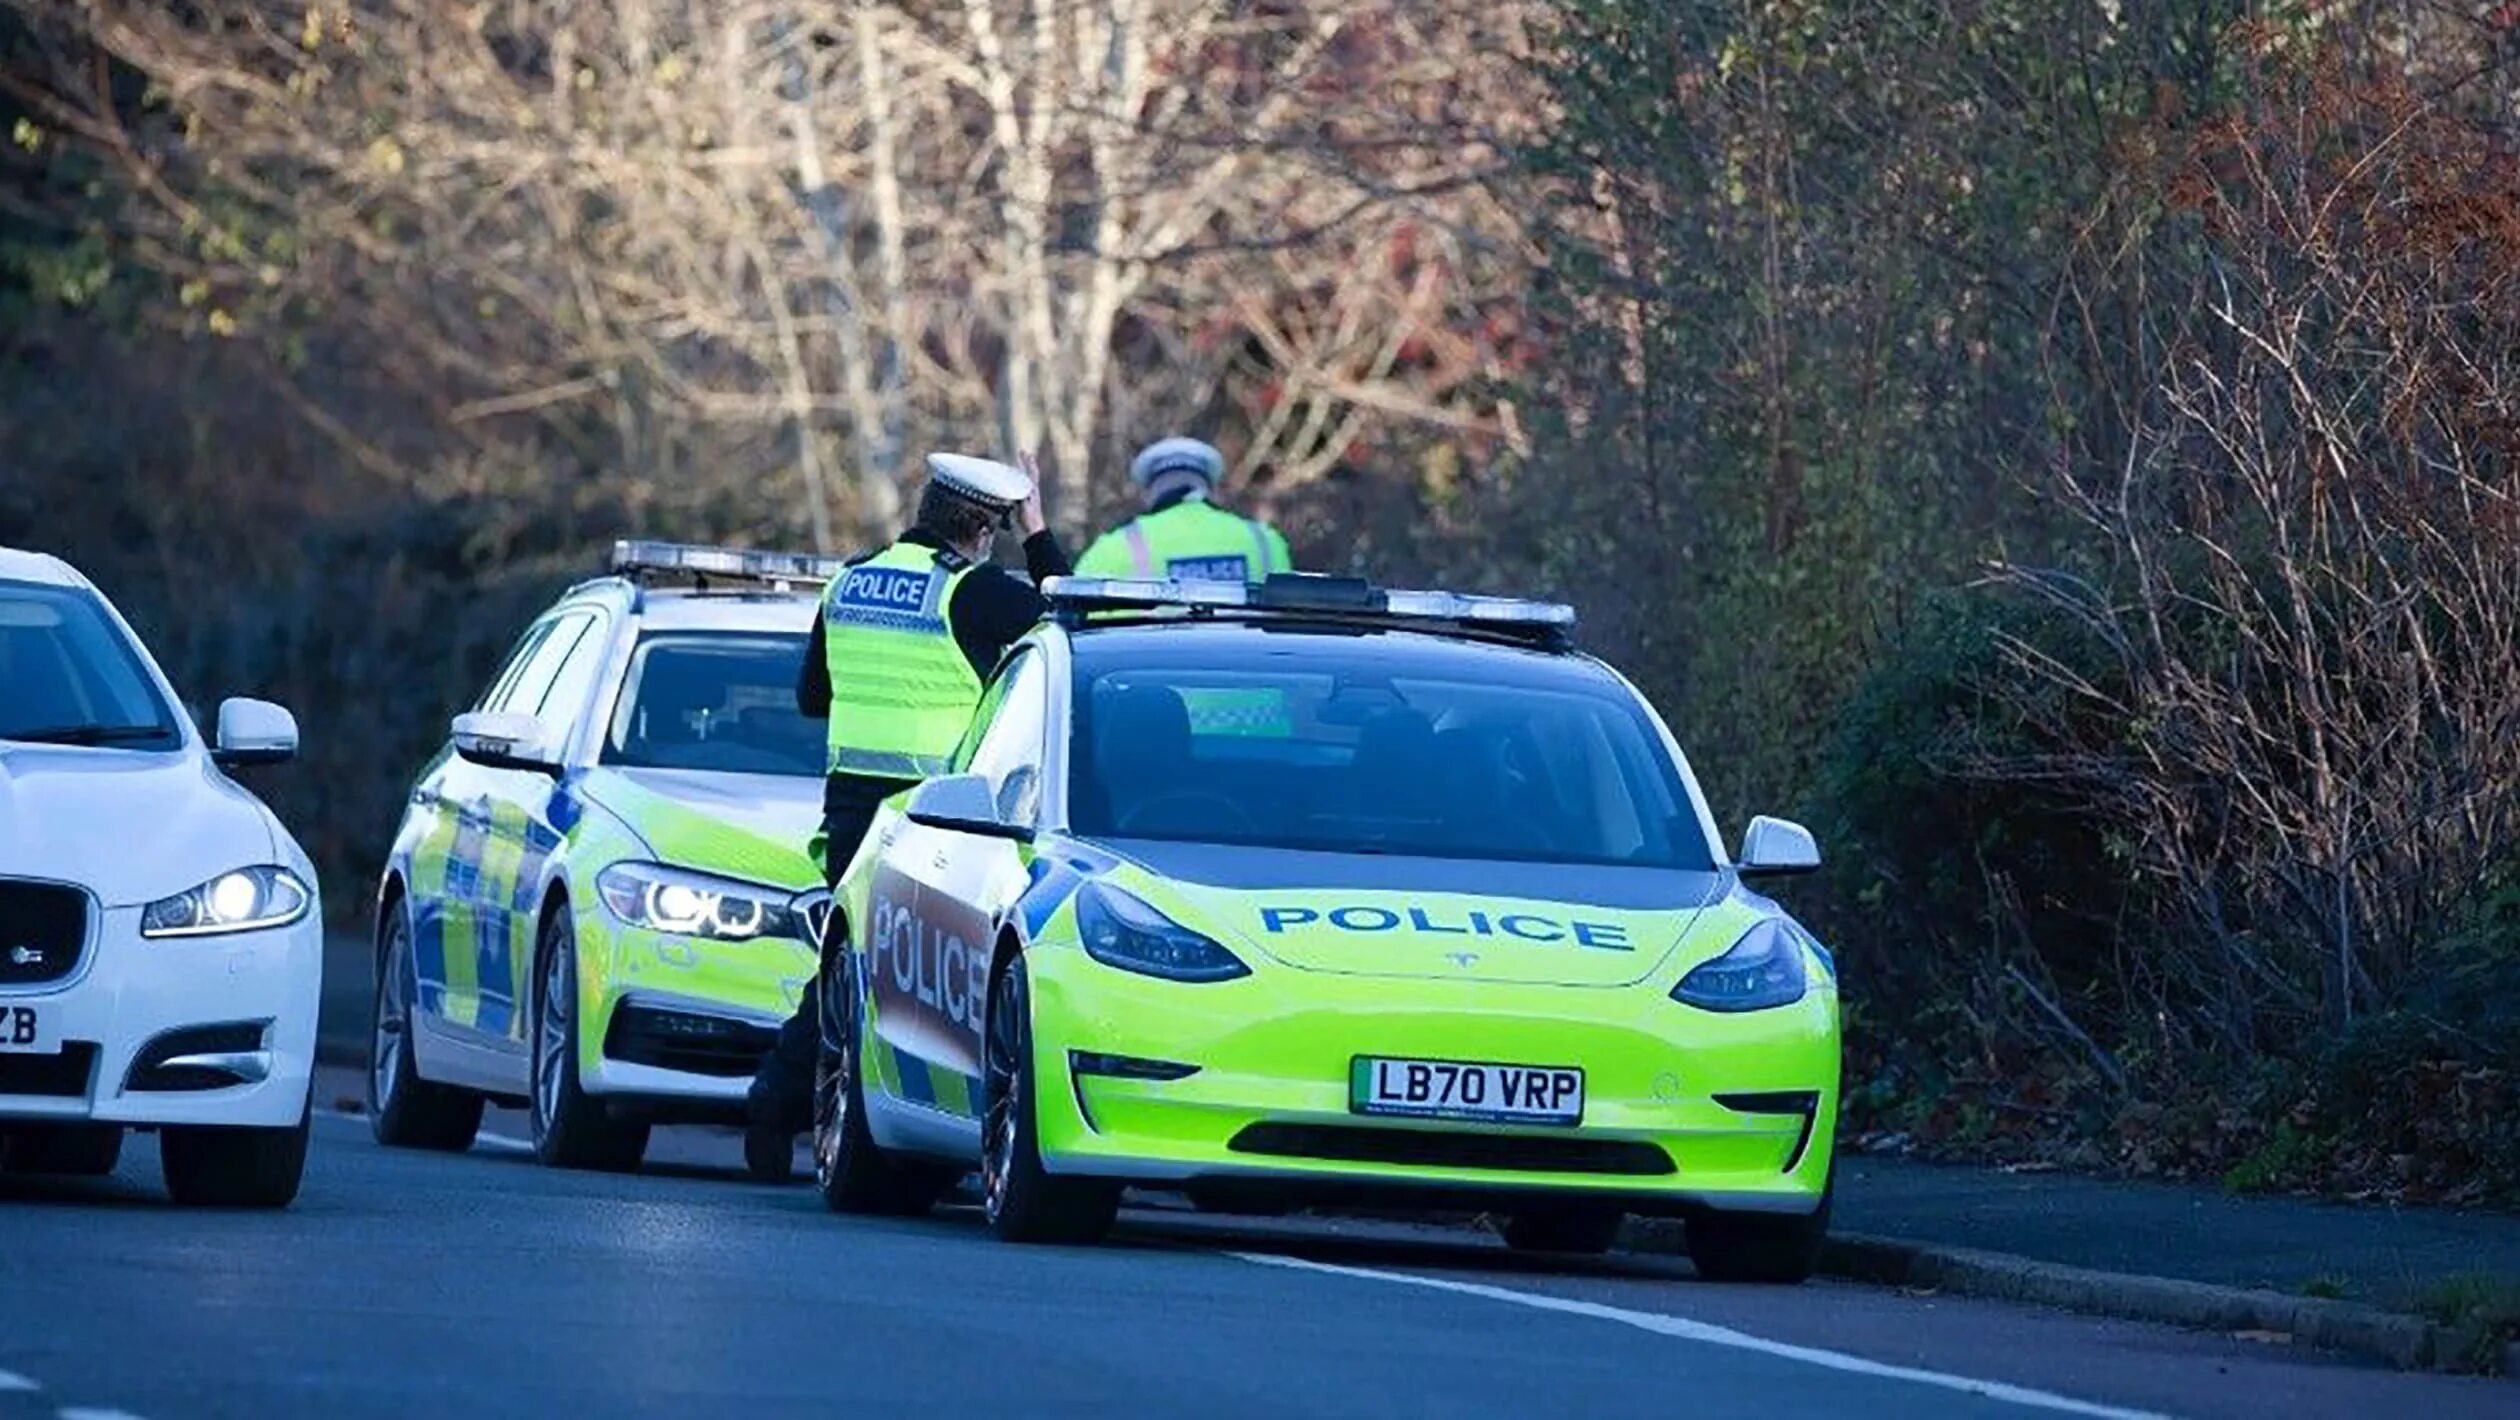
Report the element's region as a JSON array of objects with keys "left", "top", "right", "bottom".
[
  {"left": 0, "top": 880, "right": 88, "bottom": 987},
  {"left": 602, "top": 1003, "right": 776, "bottom": 1078},
  {"left": 1229, "top": 1122, "right": 1675, "bottom": 1177},
  {"left": 0, "top": 1042, "right": 97, "bottom": 1098}
]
